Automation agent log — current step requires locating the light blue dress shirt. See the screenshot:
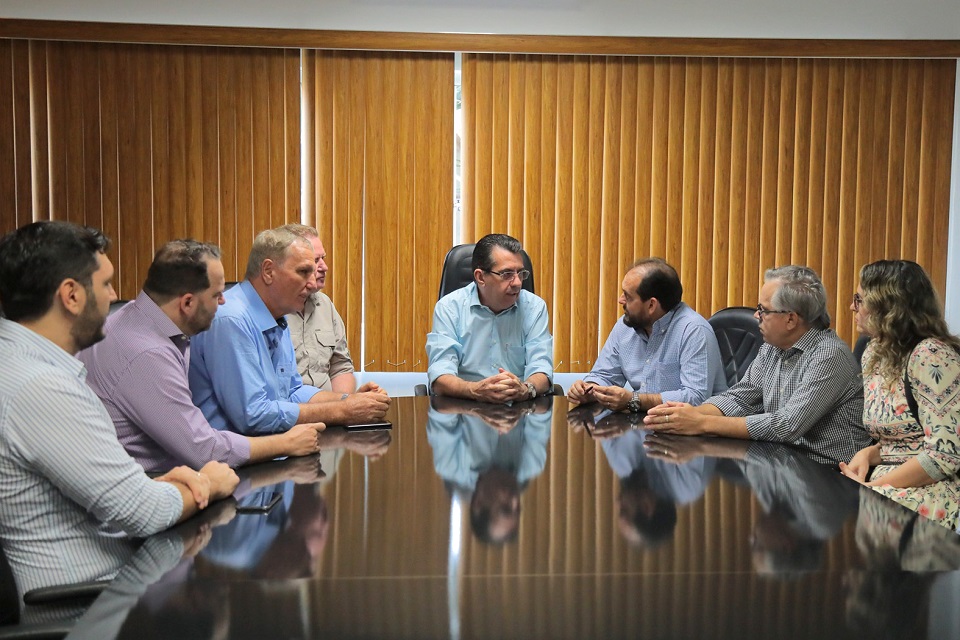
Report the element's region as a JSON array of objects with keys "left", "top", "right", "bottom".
[
  {"left": 425, "top": 282, "right": 554, "bottom": 387},
  {"left": 426, "top": 406, "right": 552, "bottom": 492},
  {"left": 584, "top": 303, "right": 727, "bottom": 405},
  {"left": 189, "top": 280, "right": 321, "bottom": 435}
]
